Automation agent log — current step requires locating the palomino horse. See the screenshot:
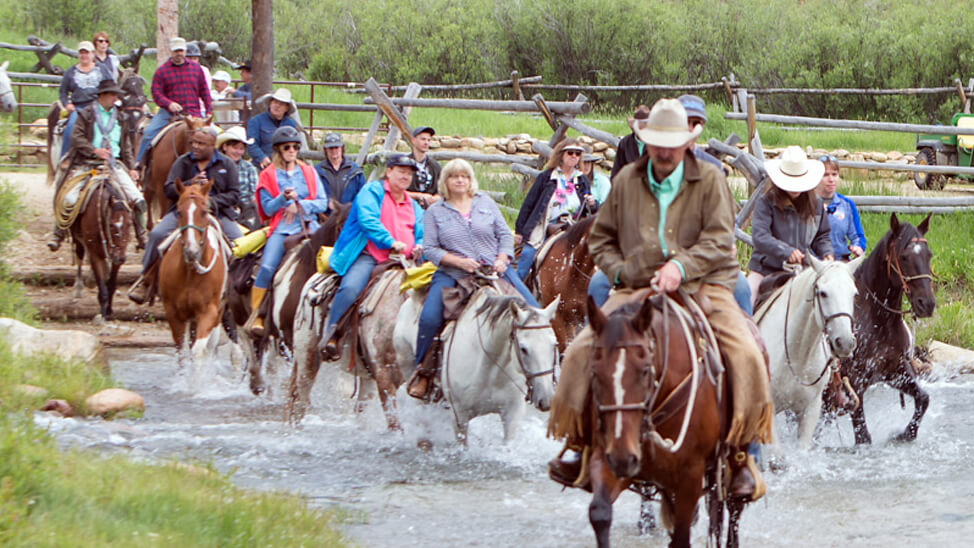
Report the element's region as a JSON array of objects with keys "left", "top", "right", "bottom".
[
  {"left": 394, "top": 283, "right": 559, "bottom": 443},
  {"left": 70, "top": 176, "right": 132, "bottom": 320},
  {"left": 287, "top": 261, "right": 412, "bottom": 430},
  {"left": 584, "top": 294, "right": 741, "bottom": 548},
  {"left": 159, "top": 179, "right": 230, "bottom": 368},
  {"left": 830, "top": 213, "right": 935, "bottom": 444},
  {"left": 754, "top": 254, "right": 862, "bottom": 448},
  {"left": 141, "top": 115, "right": 212, "bottom": 228},
  {"left": 530, "top": 215, "right": 597, "bottom": 352},
  {"left": 0, "top": 61, "right": 16, "bottom": 112}
]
